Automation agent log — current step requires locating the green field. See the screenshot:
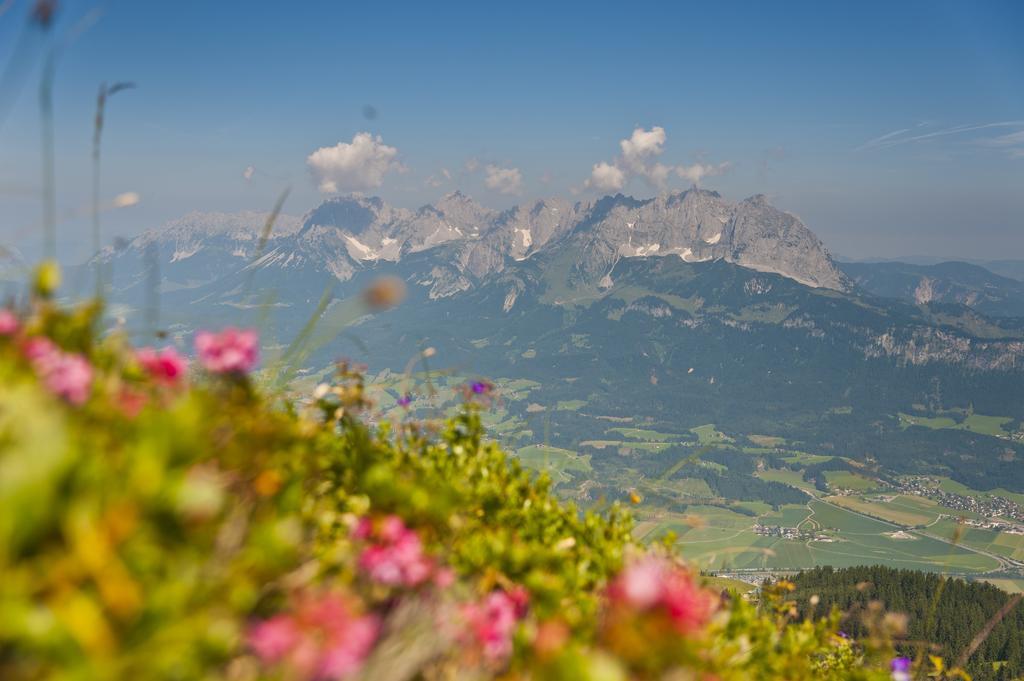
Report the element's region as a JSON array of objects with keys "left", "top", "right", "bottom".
[
  {"left": 657, "top": 498, "right": 1002, "bottom": 573},
  {"left": 670, "top": 477, "right": 716, "bottom": 497},
  {"left": 826, "top": 494, "right": 942, "bottom": 527},
  {"left": 515, "top": 445, "right": 591, "bottom": 484},
  {"left": 748, "top": 434, "right": 787, "bottom": 447},
  {"left": 824, "top": 470, "right": 879, "bottom": 492},
  {"left": 606, "top": 427, "right": 681, "bottom": 442},
  {"left": 806, "top": 501, "right": 998, "bottom": 572},
  {"left": 782, "top": 452, "right": 835, "bottom": 465},
  {"left": 701, "top": 575, "right": 757, "bottom": 595},
  {"left": 691, "top": 424, "right": 733, "bottom": 445},
  {"left": 930, "top": 518, "right": 1024, "bottom": 561},
  {"left": 756, "top": 468, "right": 817, "bottom": 494},
  {"left": 898, "top": 411, "right": 1013, "bottom": 437},
  {"left": 580, "top": 439, "right": 675, "bottom": 452},
  {"left": 759, "top": 504, "right": 813, "bottom": 528},
  {"left": 980, "top": 578, "right": 1024, "bottom": 594}
]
